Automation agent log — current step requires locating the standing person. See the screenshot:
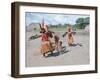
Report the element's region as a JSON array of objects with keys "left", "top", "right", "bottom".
[
  {"left": 54, "top": 33, "right": 63, "bottom": 53},
  {"left": 44, "top": 24, "right": 55, "bottom": 53},
  {"left": 39, "top": 21, "right": 54, "bottom": 57},
  {"left": 40, "top": 29, "right": 53, "bottom": 57},
  {"left": 54, "top": 33, "right": 60, "bottom": 52},
  {"left": 67, "top": 24, "right": 74, "bottom": 46},
  {"left": 58, "top": 41, "right": 63, "bottom": 53}
]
